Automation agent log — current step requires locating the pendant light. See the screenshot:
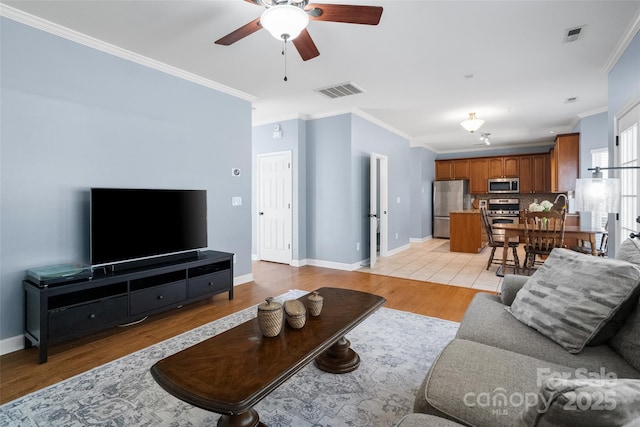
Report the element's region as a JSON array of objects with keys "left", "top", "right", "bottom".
[{"left": 460, "top": 112, "right": 485, "bottom": 133}]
